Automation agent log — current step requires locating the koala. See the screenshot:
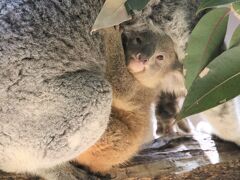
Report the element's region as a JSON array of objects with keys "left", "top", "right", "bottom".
[
  {"left": 0, "top": 0, "right": 112, "bottom": 179},
  {"left": 122, "top": 20, "right": 190, "bottom": 136},
  {"left": 74, "top": 26, "right": 182, "bottom": 173}
]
